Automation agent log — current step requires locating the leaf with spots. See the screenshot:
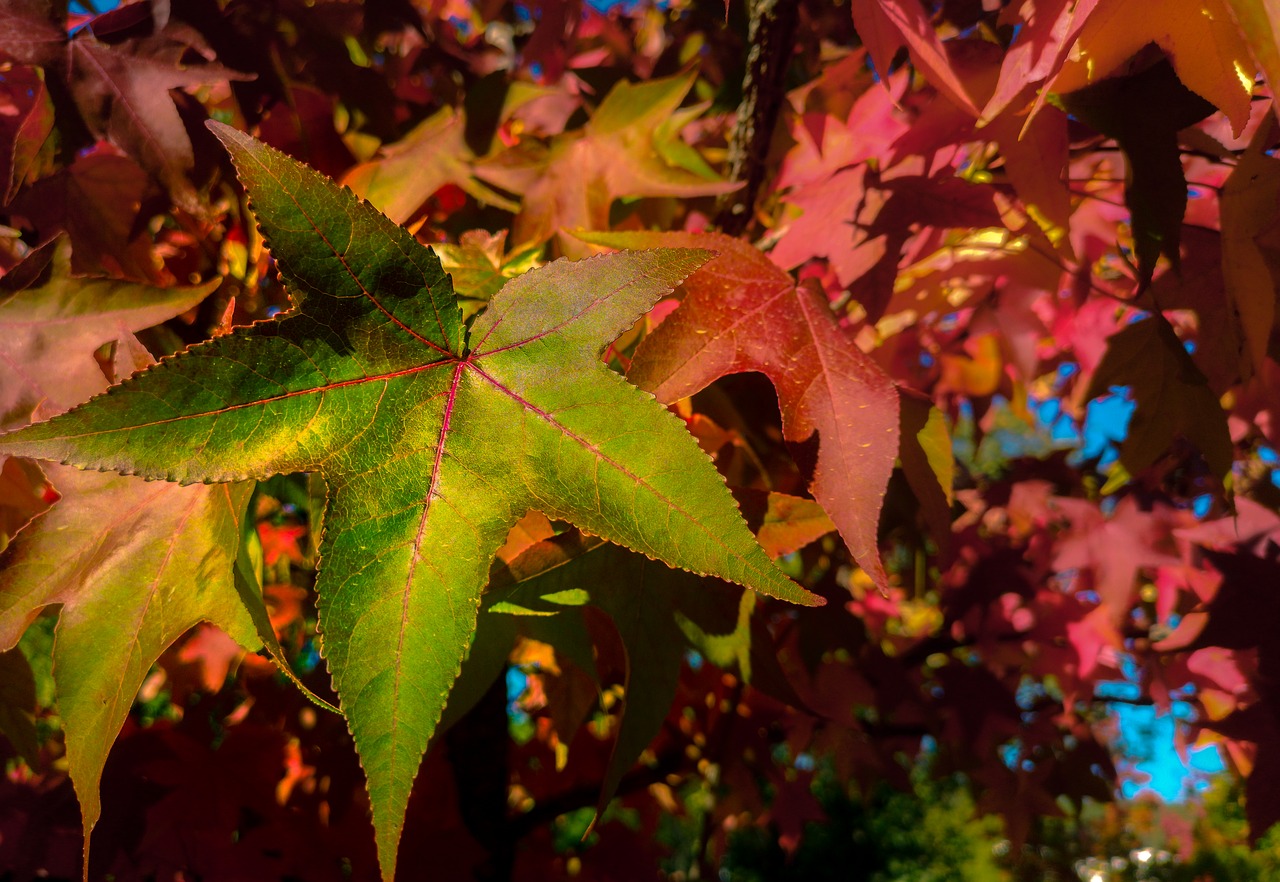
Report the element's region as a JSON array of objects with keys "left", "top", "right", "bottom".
[{"left": 0, "top": 124, "right": 818, "bottom": 881}]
